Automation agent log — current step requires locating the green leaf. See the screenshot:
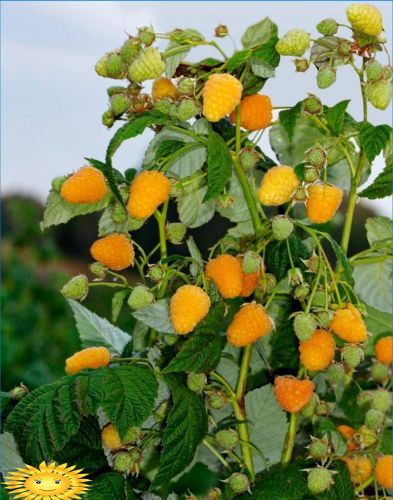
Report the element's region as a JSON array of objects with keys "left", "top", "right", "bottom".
[
  {"left": 324, "top": 100, "right": 350, "bottom": 136},
  {"left": 268, "top": 297, "right": 299, "bottom": 371},
  {"left": 320, "top": 232, "right": 354, "bottom": 286},
  {"left": 359, "top": 122, "right": 391, "bottom": 162},
  {"left": 98, "top": 205, "right": 143, "bottom": 236},
  {"left": 155, "top": 139, "right": 184, "bottom": 158},
  {"left": 167, "top": 143, "right": 207, "bottom": 178},
  {"left": 365, "top": 216, "right": 392, "bottom": 246},
  {"left": 354, "top": 258, "right": 392, "bottom": 313},
  {"left": 364, "top": 303, "right": 392, "bottom": 355},
  {"left": 40, "top": 189, "right": 110, "bottom": 230},
  {"left": 226, "top": 49, "right": 252, "bottom": 72},
  {"left": 265, "top": 235, "right": 310, "bottom": 281},
  {"left": 187, "top": 236, "right": 204, "bottom": 278},
  {"left": 241, "top": 17, "right": 277, "bottom": 49},
  {"left": 164, "top": 41, "right": 190, "bottom": 78},
  {"left": 359, "top": 161, "right": 392, "bottom": 199},
  {"left": 279, "top": 102, "right": 302, "bottom": 142},
  {"left": 84, "top": 472, "right": 136, "bottom": 500},
  {"left": 217, "top": 169, "right": 250, "bottom": 223},
  {"left": 132, "top": 299, "right": 175, "bottom": 333},
  {"left": 245, "top": 385, "right": 288, "bottom": 473},
  {"left": 204, "top": 130, "right": 233, "bottom": 201},
  {"left": 112, "top": 290, "right": 129, "bottom": 323},
  {"left": 0, "top": 432, "right": 25, "bottom": 471},
  {"left": 227, "top": 220, "right": 254, "bottom": 238},
  {"left": 152, "top": 375, "right": 208, "bottom": 489},
  {"left": 379, "top": 428, "right": 393, "bottom": 455},
  {"left": 250, "top": 35, "right": 280, "bottom": 79},
  {"left": 178, "top": 184, "right": 216, "bottom": 228},
  {"left": 68, "top": 300, "right": 131, "bottom": 356}
]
